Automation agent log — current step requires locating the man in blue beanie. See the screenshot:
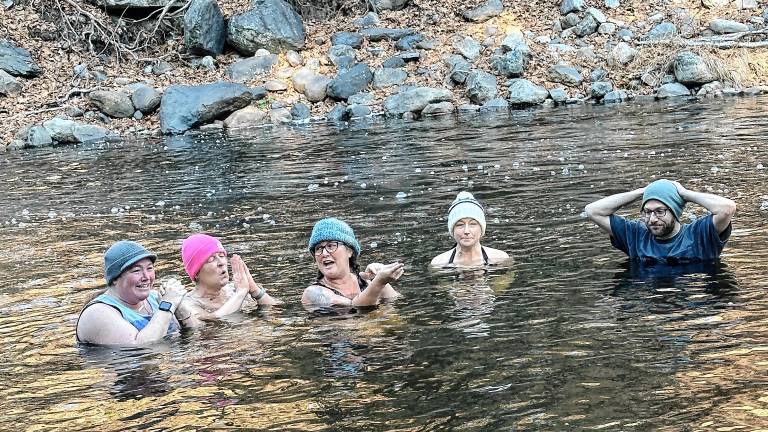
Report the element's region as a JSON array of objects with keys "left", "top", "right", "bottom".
[{"left": 584, "top": 179, "right": 736, "bottom": 263}]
